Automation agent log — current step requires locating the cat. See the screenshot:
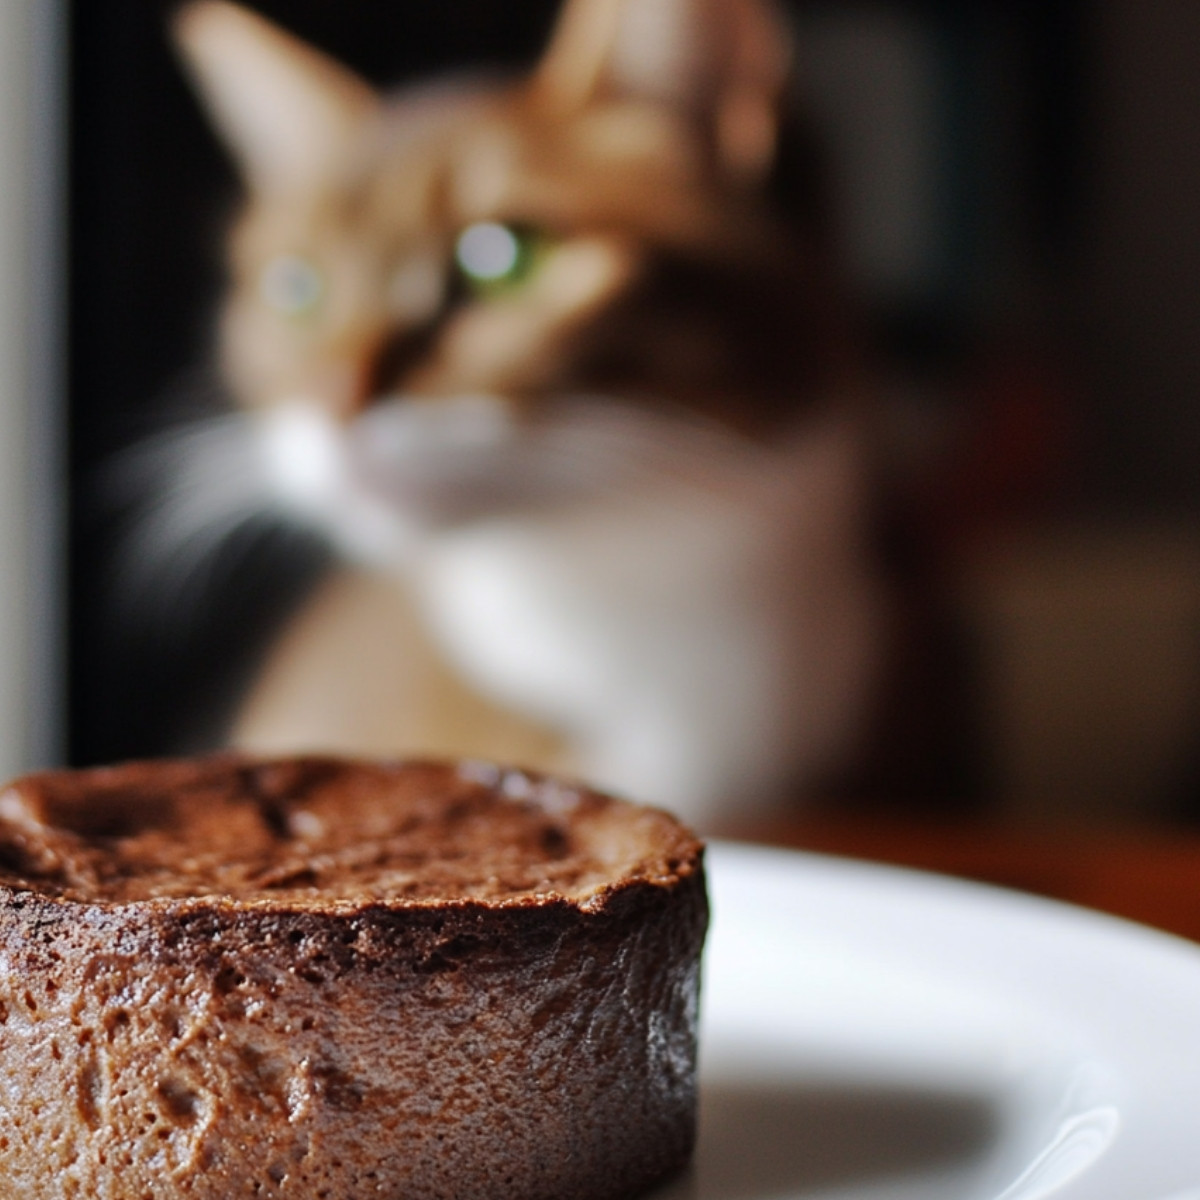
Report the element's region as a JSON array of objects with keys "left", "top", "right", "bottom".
[{"left": 164, "top": 0, "right": 884, "bottom": 830}]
